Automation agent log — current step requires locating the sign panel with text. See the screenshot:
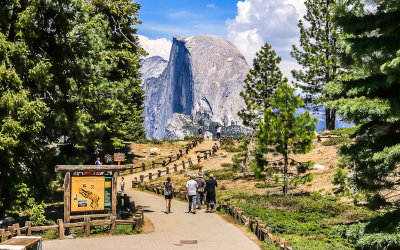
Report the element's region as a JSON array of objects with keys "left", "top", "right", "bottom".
[{"left": 71, "top": 176, "right": 111, "bottom": 212}]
